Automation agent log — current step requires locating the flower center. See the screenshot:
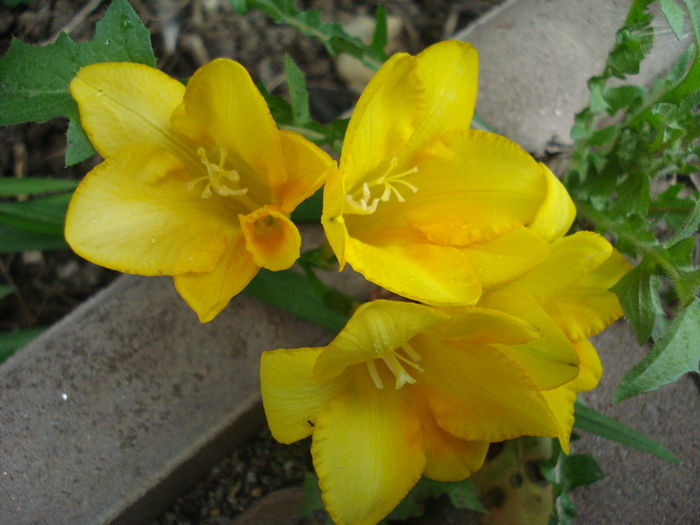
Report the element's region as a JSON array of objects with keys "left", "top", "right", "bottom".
[
  {"left": 188, "top": 147, "right": 249, "bottom": 198},
  {"left": 344, "top": 156, "right": 418, "bottom": 215},
  {"left": 365, "top": 342, "right": 423, "bottom": 390}
]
